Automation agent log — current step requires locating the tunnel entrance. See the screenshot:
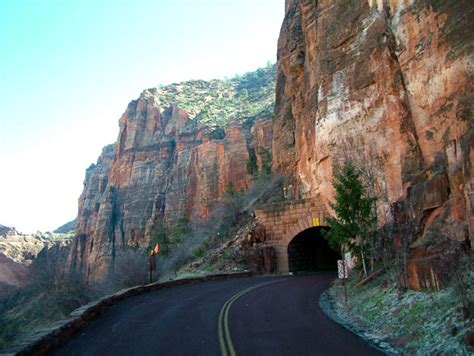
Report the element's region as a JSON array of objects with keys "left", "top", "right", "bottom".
[{"left": 287, "top": 227, "right": 340, "bottom": 273}]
